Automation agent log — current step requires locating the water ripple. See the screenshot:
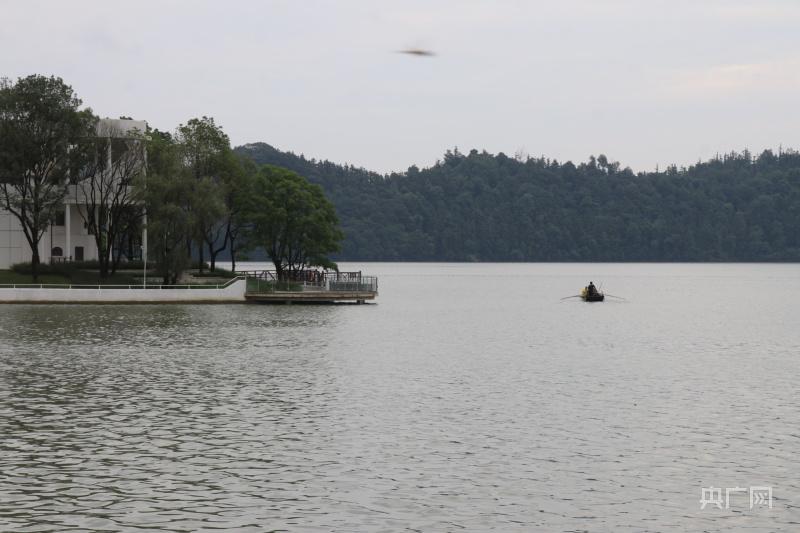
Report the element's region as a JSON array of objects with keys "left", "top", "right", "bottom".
[{"left": 1, "top": 263, "right": 799, "bottom": 531}]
